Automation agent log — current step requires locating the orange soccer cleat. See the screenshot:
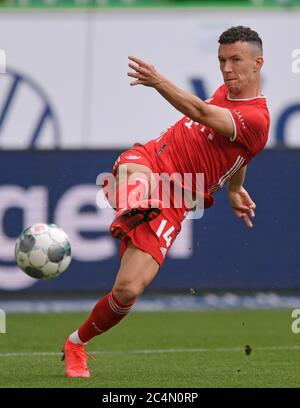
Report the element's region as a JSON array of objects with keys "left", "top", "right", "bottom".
[
  {"left": 109, "top": 199, "right": 163, "bottom": 239},
  {"left": 62, "top": 338, "right": 91, "bottom": 378}
]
